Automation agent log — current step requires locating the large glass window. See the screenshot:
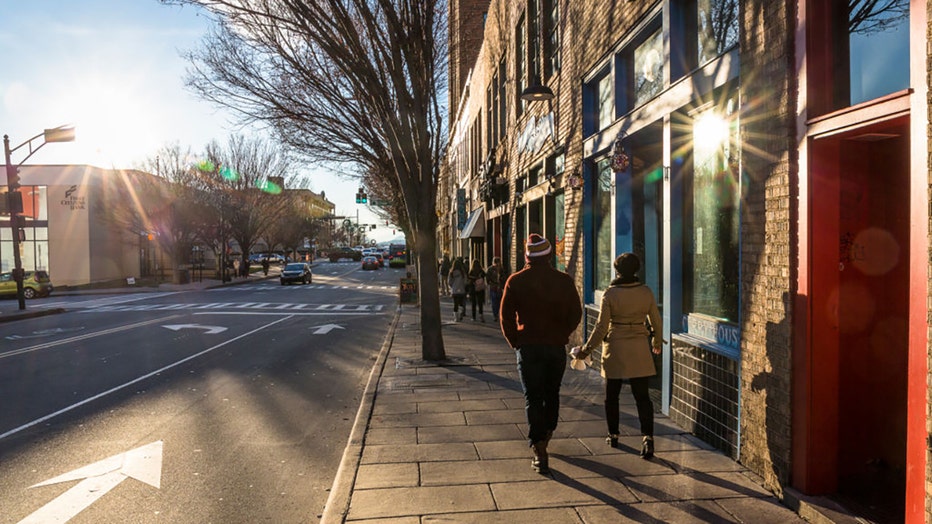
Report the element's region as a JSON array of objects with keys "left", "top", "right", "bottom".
[
  {"left": 686, "top": 98, "right": 740, "bottom": 321},
  {"left": 592, "top": 159, "right": 613, "bottom": 291},
  {"left": 597, "top": 74, "right": 613, "bottom": 130},
  {"left": 847, "top": 0, "right": 909, "bottom": 105},
  {"left": 544, "top": 0, "right": 560, "bottom": 77},
  {"left": 516, "top": 15, "right": 526, "bottom": 116},
  {"left": 634, "top": 28, "right": 664, "bottom": 107},
  {"left": 528, "top": 0, "right": 541, "bottom": 83},
  {"left": 697, "top": 0, "right": 739, "bottom": 65}
]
